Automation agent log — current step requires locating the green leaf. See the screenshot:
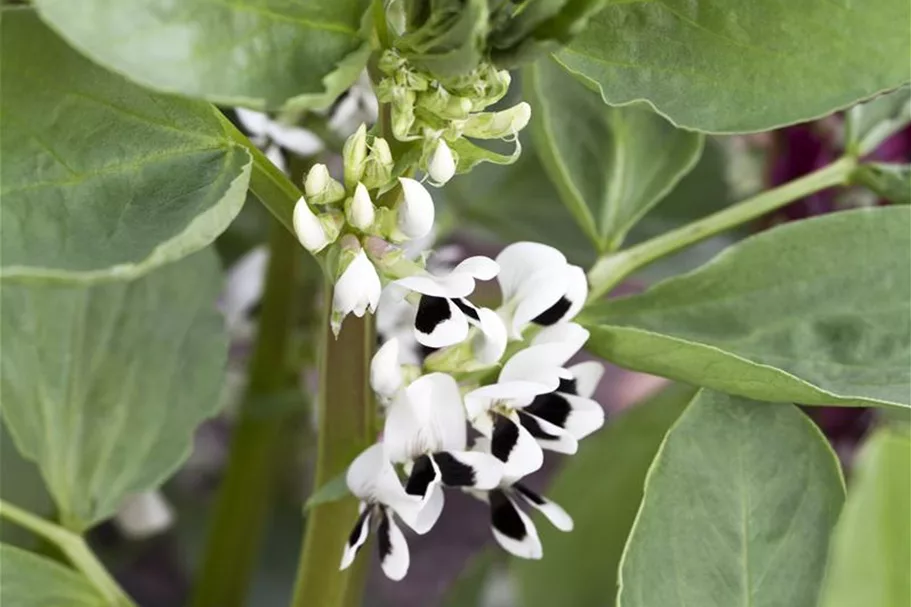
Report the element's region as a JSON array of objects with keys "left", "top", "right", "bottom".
[
  {"left": 846, "top": 86, "right": 911, "bottom": 155},
  {"left": 32, "top": 0, "right": 370, "bottom": 110},
  {"left": 1, "top": 9, "right": 251, "bottom": 282},
  {"left": 303, "top": 472, "right": 350, "bottom": 510},
  {"left": 514, "top": 384, "right": 695, "bottom": 607},
  {"left": 820, "top": 427, "right": 911, "bottom": 607},
  {"left": 525, "top": 56, "right": 703, "bottom": 250},
  {"left": 618, "top": 391, "right": 845, "bottom": 607},
  {"left": 583, "top": 207, "right": 911, "bottom": 408},
  {"left": 0, "top": 544, "right": 106, "bottom": 607},
  {"left": 0, "top": 251, "right": 228, "bottom": 531},
  {"left": 852, "top": 163, "right": 911, "bottom": 204},
  {"left": 557, "top": 0, "right": 911, "bottom": 133},
  {"left": 0, "top": 423, "right": 54, "bottom": 550}
]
